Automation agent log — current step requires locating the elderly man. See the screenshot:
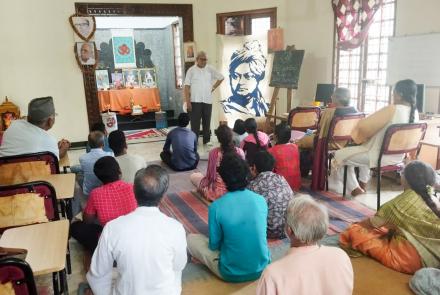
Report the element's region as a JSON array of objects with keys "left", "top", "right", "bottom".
[
  {"left": 184, "top": 51, "right": 224, "bottom": 145},
  {"left": 0, "top": 96, "right": 69, "bottom": 159},
  {"left": 256, "top": 195, "right": 353, "bottom": 295},
  {"left": 80, "top": 42, "right": 95, "bottom": 65},
  {"left": 87, "top": 165, "right": 187, "bottom": 295}
]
